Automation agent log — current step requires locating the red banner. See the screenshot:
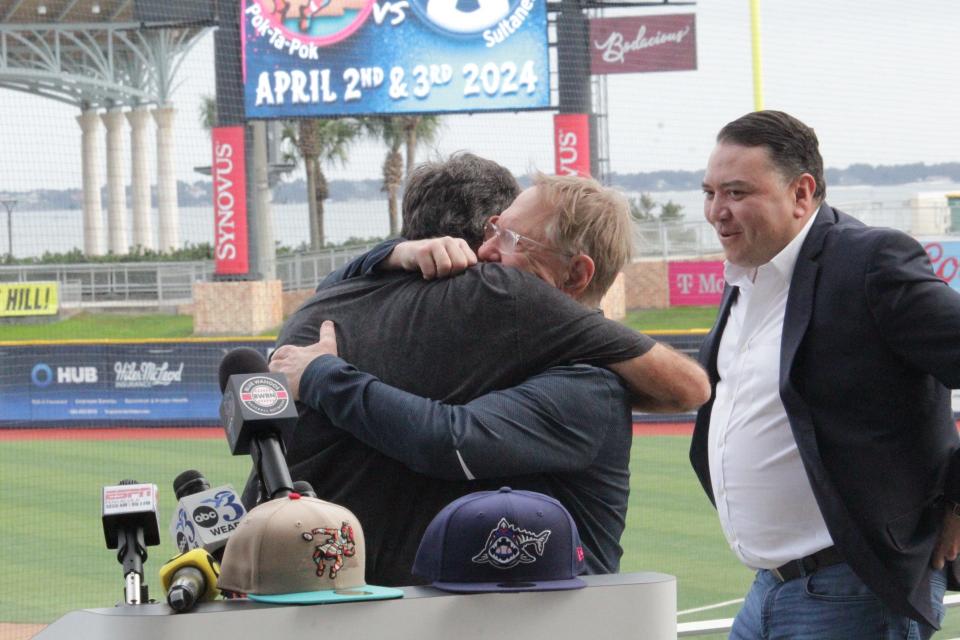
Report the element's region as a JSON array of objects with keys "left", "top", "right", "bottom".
[
  {"left": 590, "top": 14, "right": 697, "bottom": 75},
  {"left": 212, "top": 126, "right": 249, "bottom": 276},
  {"left": 669, "top": 261, "right": 724, "bottom": 306},
  {"left": 554, "top": 114, "right": 591, "bottom": 178}
]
